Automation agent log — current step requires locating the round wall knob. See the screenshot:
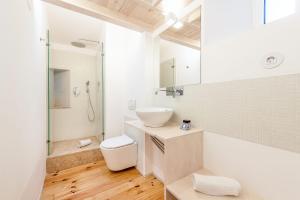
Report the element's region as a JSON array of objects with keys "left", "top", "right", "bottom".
[{"left": 262, "top": 52, "right": 284, "bottom": 69}]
